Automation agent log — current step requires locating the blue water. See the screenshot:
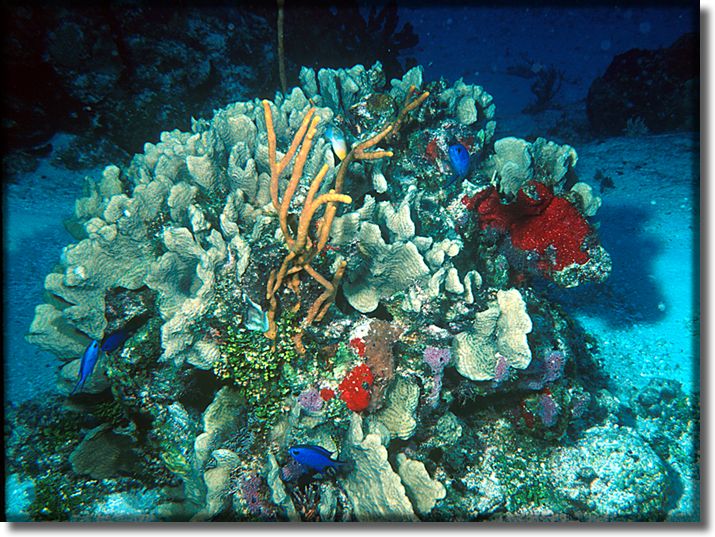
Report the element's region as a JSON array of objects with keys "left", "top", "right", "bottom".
[
  {"left": 401, "top": 6, "right": 693, "bottom": 117},
  {"left": 3, "top": 3, "right": 699, "bottom": 522}
]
